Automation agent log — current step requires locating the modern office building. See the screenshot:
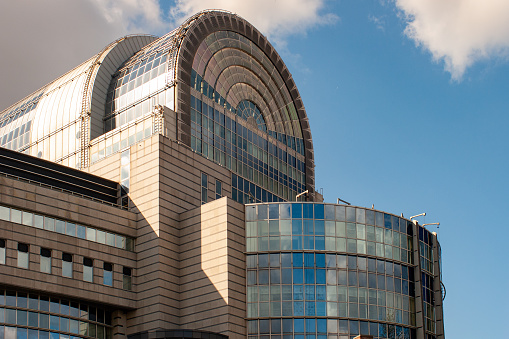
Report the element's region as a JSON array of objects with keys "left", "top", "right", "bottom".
[{"left": 0, "top": 9, "right": 444, "bottom": 339}]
